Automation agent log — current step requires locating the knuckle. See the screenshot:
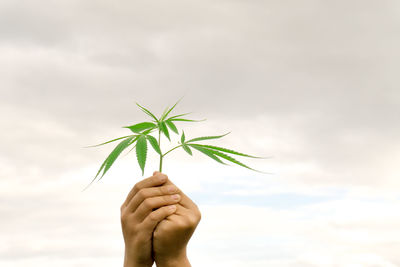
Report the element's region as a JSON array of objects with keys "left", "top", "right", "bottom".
[
  {"left": 142, "top": 198, "right": 154, "bottom": 209},
  {"left": 148, "top": 211, "right": 159, "bottom": 222},
  {"left": 158, "top": 186, "right": 166, "bottom": 195},
  {"left": 163, "top": 185, "right": 177, "bottom": 194},
  {"left": 163, "top": 195, "right": 173, "bottom": 202},
  {"left": 153, "top": 229, "right": 161, "bottom": 239},
  {"left": 194, "top": 207, "right": 202, "bottom": 221},
  {"left": 178, "top": 211, "right": 200, "bottom": 228},
  {"left": 137, "top": 189, "right": 147, "bottom": 199},
  {"left": 178, "top": 218, "right": 192, "bottom": 229},
  {"left": 133, "top": 183, "right": 141, "bottom": 193},
  {"left": 186, "top": 215, "right": 198, "bottom": 226},
  {"left": 120, "top": 212, "right": 129, "bottom": 224},
  {"left": 156, "top": 221, "right": 169, "bottom": 232},
  {"left": 192, "top": 213, "right": 201, "bottom": 224}
]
